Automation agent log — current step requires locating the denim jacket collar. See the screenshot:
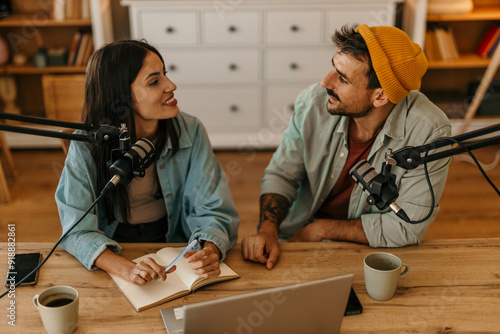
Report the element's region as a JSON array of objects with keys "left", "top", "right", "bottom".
[{"left": 160, "top": 115, "right": 194, "bottom": 157}]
